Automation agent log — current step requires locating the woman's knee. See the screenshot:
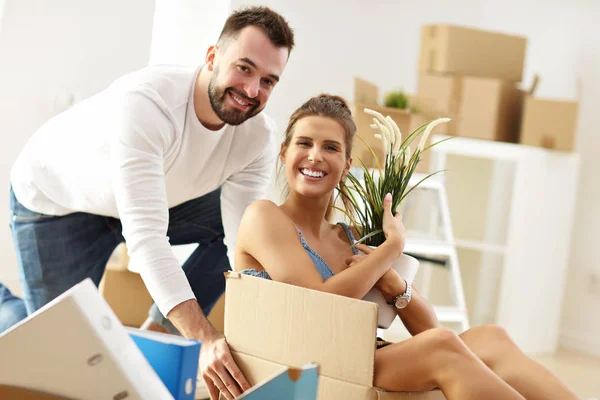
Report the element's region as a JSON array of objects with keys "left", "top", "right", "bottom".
[
  {"left": 467, "top": 324, "right": 514, "bottom": 346},
  {"left": 423, "top": 327, "right": 469, "bottom": 355},
  {"left": 462, "top": 324, "right": 518, "bottom": 368}
]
